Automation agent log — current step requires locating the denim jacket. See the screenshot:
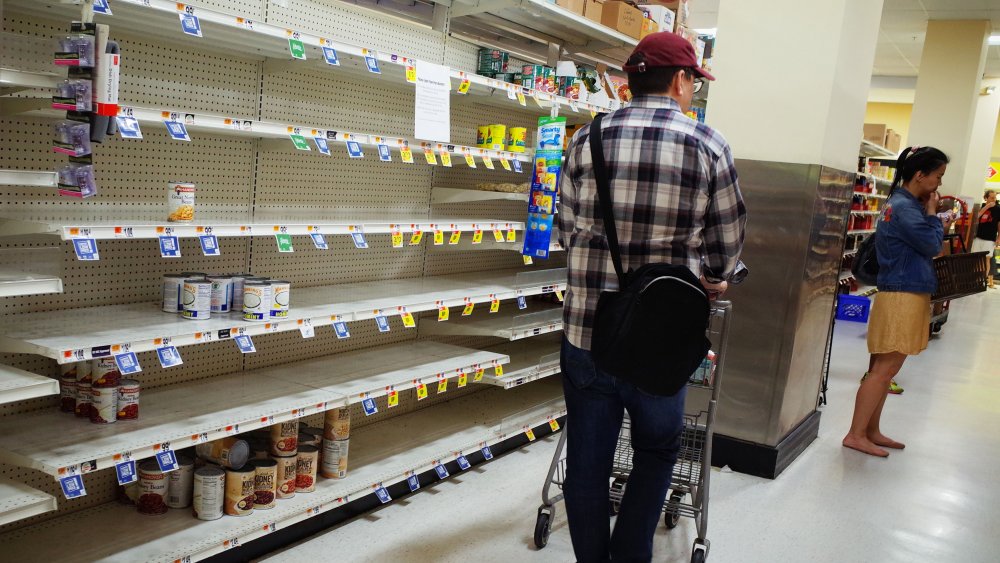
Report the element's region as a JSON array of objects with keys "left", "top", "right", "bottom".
[{"left": 875, "top": 188, "right": 943, "bottom": 294}]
